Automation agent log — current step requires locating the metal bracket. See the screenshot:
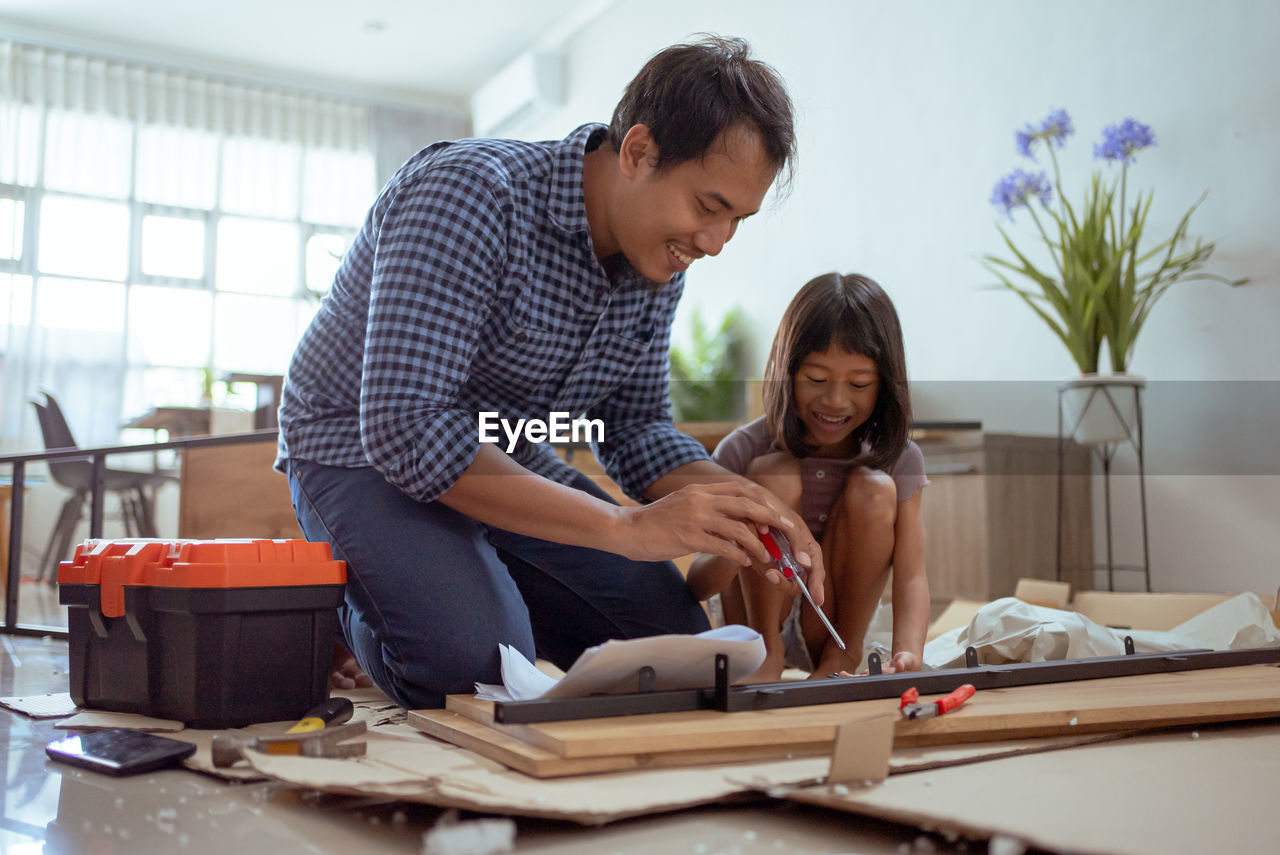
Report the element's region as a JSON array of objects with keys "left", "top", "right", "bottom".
[{"left": 492, "top": 645, "right": 1280, "bottom": 724}]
